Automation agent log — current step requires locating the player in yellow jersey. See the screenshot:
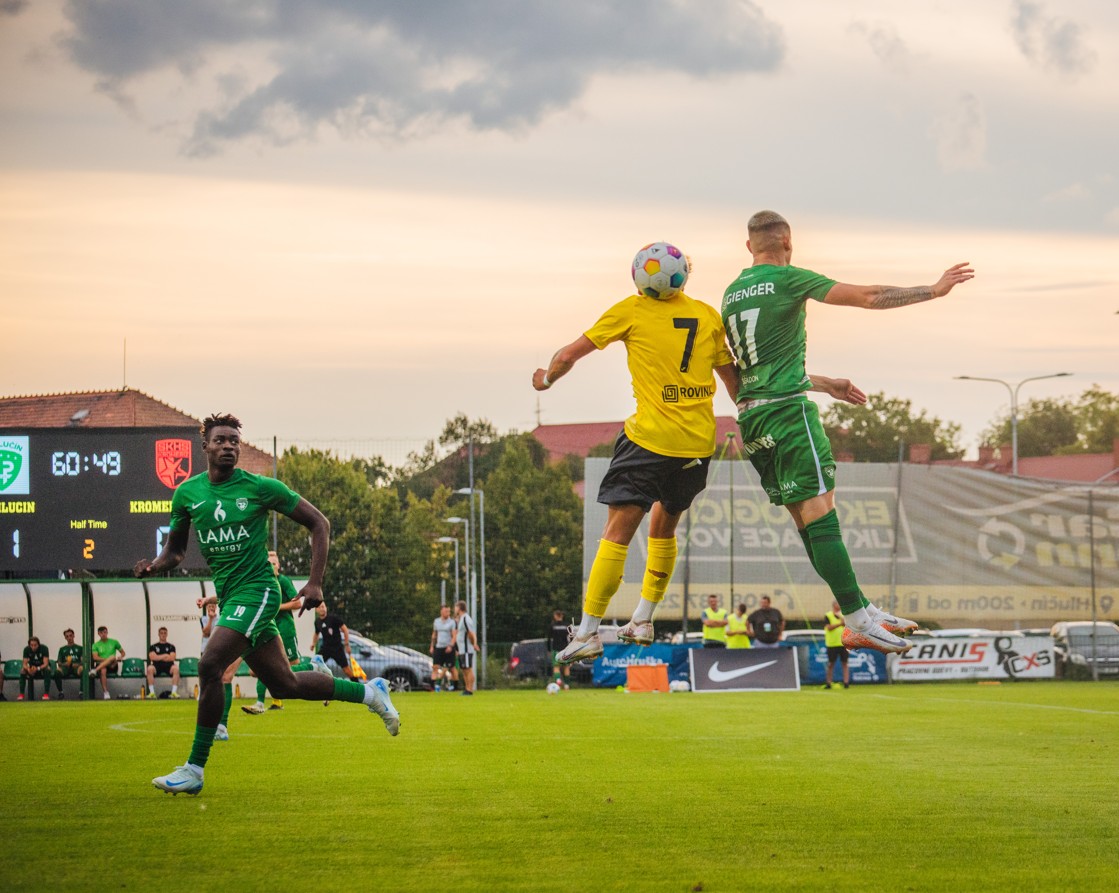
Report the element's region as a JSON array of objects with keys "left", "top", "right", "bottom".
[{"left": 533, "top": 242, "right": 866, "bottom": 663}]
